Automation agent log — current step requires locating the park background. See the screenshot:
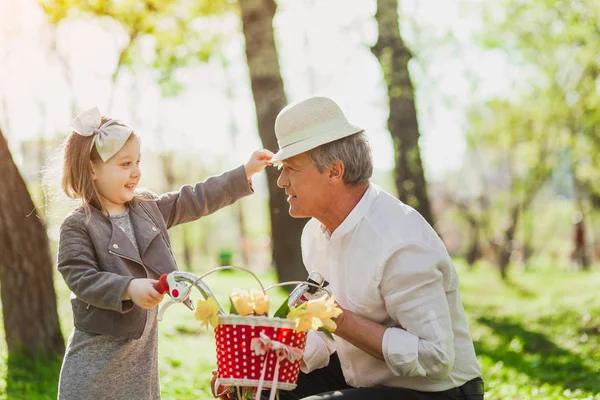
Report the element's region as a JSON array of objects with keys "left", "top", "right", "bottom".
[{"left": 0, "top": 0, "right": 599, "bottom": 399}]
